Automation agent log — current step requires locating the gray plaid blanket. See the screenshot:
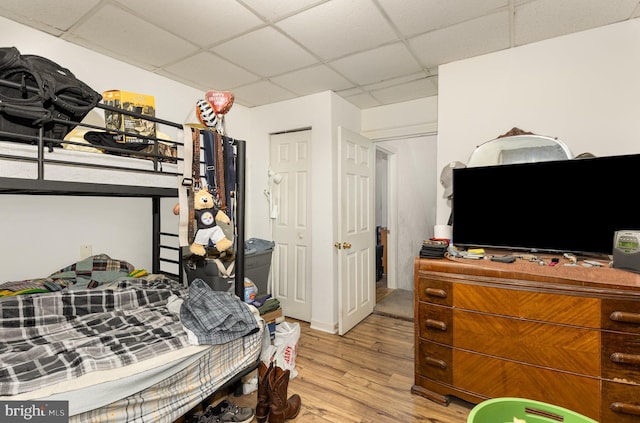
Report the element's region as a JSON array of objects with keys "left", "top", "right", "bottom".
[{"left": 0, "top": 276, "right": 190, "bottom": 396}]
